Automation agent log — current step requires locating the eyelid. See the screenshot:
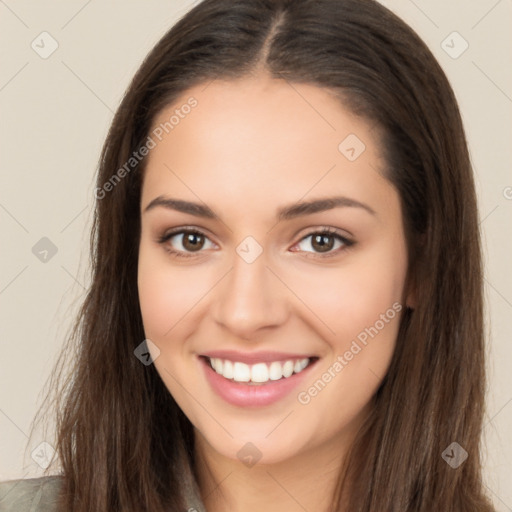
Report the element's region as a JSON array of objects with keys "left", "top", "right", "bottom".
[
  {"left": 294, "top": 225, "right": 353, "bottom": 242},
  {"left": 157, "top": 225, "right": 354, "bottom": 258},
  {"left": 157, "top": 226, "right": 217, "bottom": 255},
  {"left": 290, "top": 227, "right": 354, "bottom": 256}
]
